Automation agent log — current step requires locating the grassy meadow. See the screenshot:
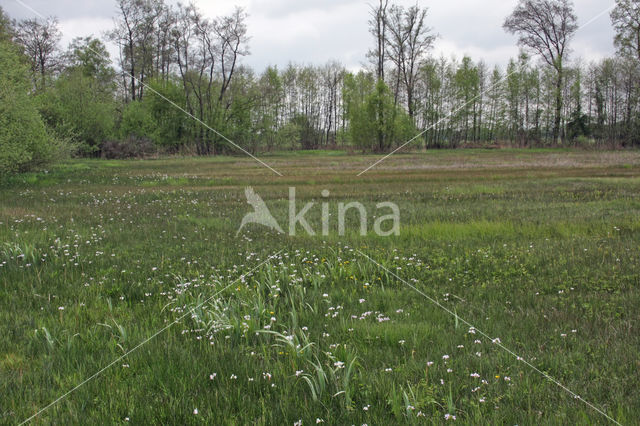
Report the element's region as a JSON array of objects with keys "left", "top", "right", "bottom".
[{"left": 1, "top": 149, "right": 639, "bottom": 424}]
